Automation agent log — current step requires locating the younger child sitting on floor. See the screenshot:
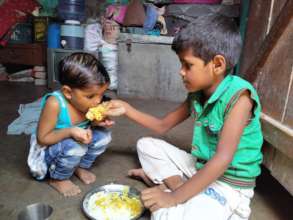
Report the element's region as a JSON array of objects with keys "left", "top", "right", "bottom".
[{"left": 28, "top": 53, "right": 113, "bottom": 196}]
